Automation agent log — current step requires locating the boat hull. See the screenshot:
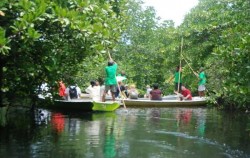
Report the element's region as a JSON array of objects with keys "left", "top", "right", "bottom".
[
  {"left": 42, "top": 99, "right": 120, "bottom": 112},
  {"left": 53, "top": 99, "right": 94, "bottom": 111},
  {"left": 124, "top": 97, "right": 207, "bottom": 107},
  {"left": 92, "top": 101, "right": 120, "bottom": 112}
]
